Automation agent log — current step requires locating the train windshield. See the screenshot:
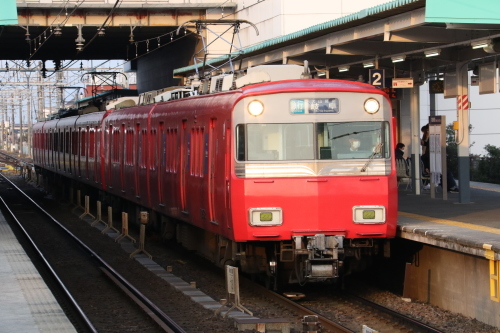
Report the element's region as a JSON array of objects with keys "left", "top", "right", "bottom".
[{"left": 236, "top": 121, "right": 390, "bottom": 161}]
